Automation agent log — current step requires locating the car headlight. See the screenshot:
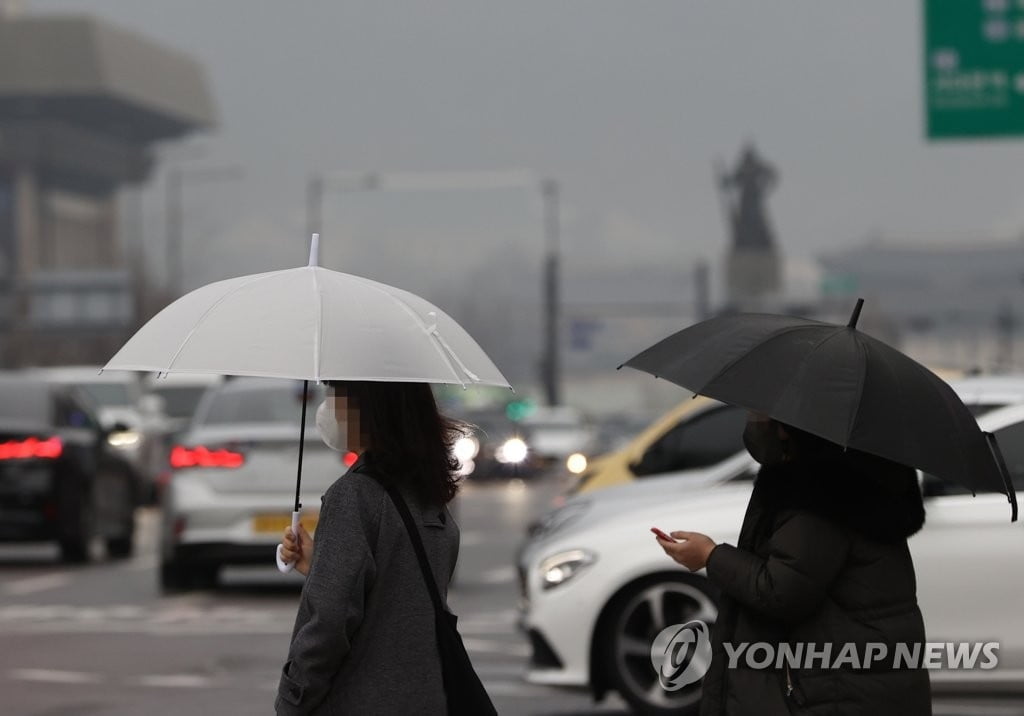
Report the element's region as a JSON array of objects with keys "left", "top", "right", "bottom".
[
  {"left": 566, "top": 452, "right": 587, "bottom": 474},
  {"left": 108, "top": 430, "right": 141, "bottom": 448},
  {"left": 539, "top": 549, "right": 596, "bottom": 590},
  {"left": 453, "top": 435, "right": 479, "bottom": 463},
  {"left": 496, "top": 437, "right": 528, "bottom": 464}
]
